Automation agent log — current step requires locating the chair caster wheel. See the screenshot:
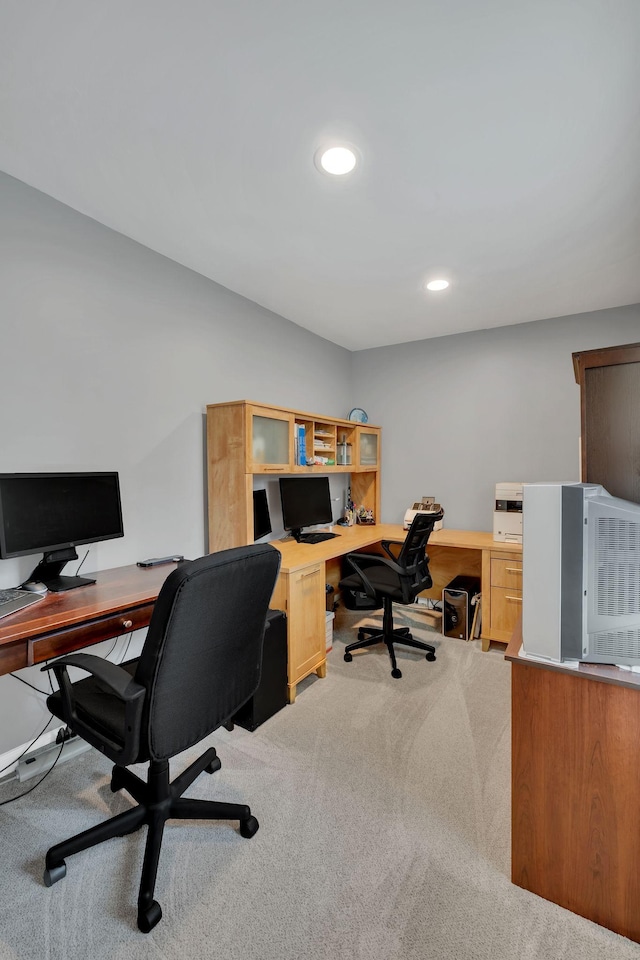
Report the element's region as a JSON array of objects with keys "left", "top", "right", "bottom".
[
  {"left": 43, "top": 862, "right": 66, "bottom": 887},
  {"left": 205, "top": 756, "right": 222, "bottom": 774},
  {"left": 138, "top": 900, "right": 162, "bottom": 933},
  {"left": 391, "top": 668, "right": 402, "bottom": 679},
  {"left": 240, "top": 815, "right": 259, "bottom": 839},
  {"left": 344, "top": 652, "right": 353, "bottom": 662},
  {"left": 426, "top": 652, "right": 436, "bottom": 662}
]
